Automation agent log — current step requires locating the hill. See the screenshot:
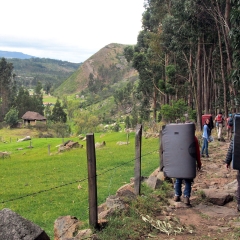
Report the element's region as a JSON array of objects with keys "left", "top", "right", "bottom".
[
  {"left": 6, "top": 57, "right": 81, "bottom": 91},
  {"left": 54, "top": 43, "right": 138, "bottom": 96},
  {"left": 0, "top": 50, "right": 35, "bottom": 59}
]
